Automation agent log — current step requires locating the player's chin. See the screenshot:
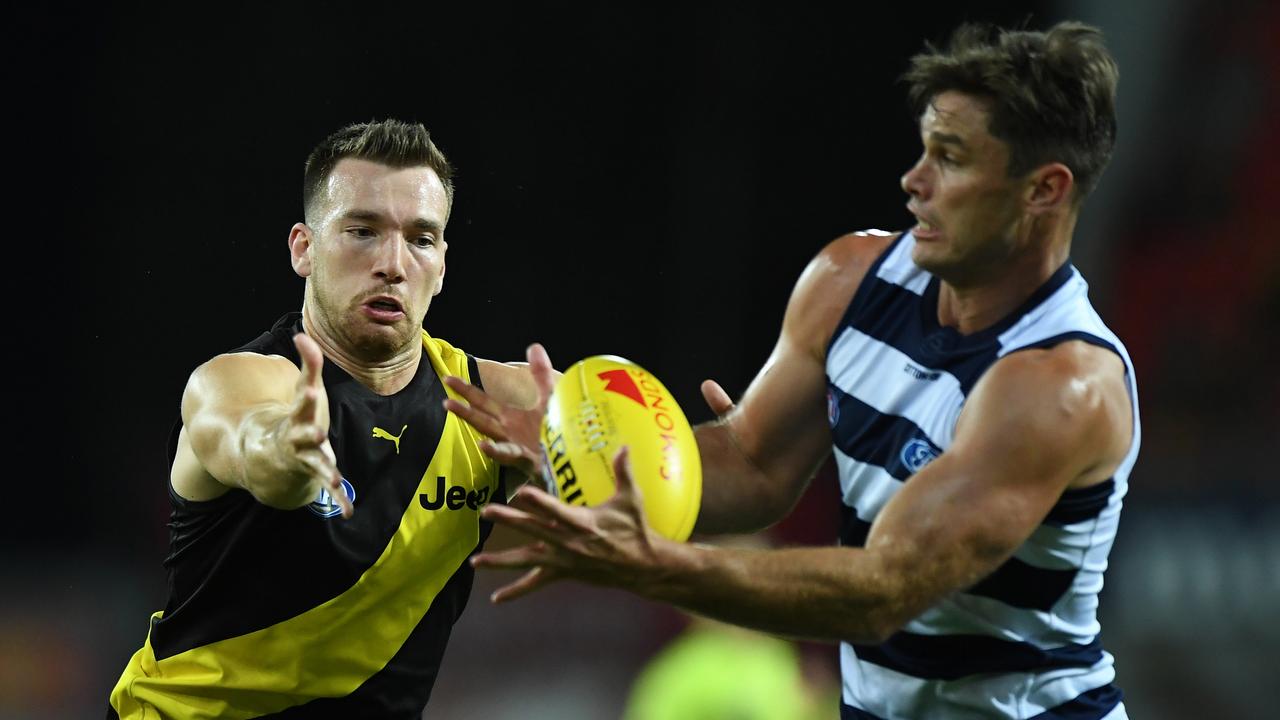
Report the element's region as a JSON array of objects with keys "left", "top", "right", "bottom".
[
  {"left": 910, "top": 242, "right": 950, "bottom": 274},
  {"left": 349, "top": 321, "right": 414, "bottom": 357}
]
